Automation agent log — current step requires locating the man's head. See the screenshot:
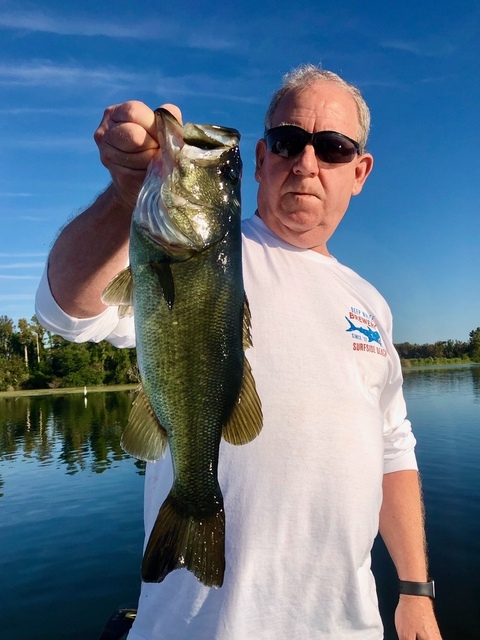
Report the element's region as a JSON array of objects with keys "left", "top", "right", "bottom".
[
  {"left": 255, "top": 65, "right": 374, "bottom": 255},
  {"left": 263, "top": 65, "right": 371, "bottom": 153}
]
